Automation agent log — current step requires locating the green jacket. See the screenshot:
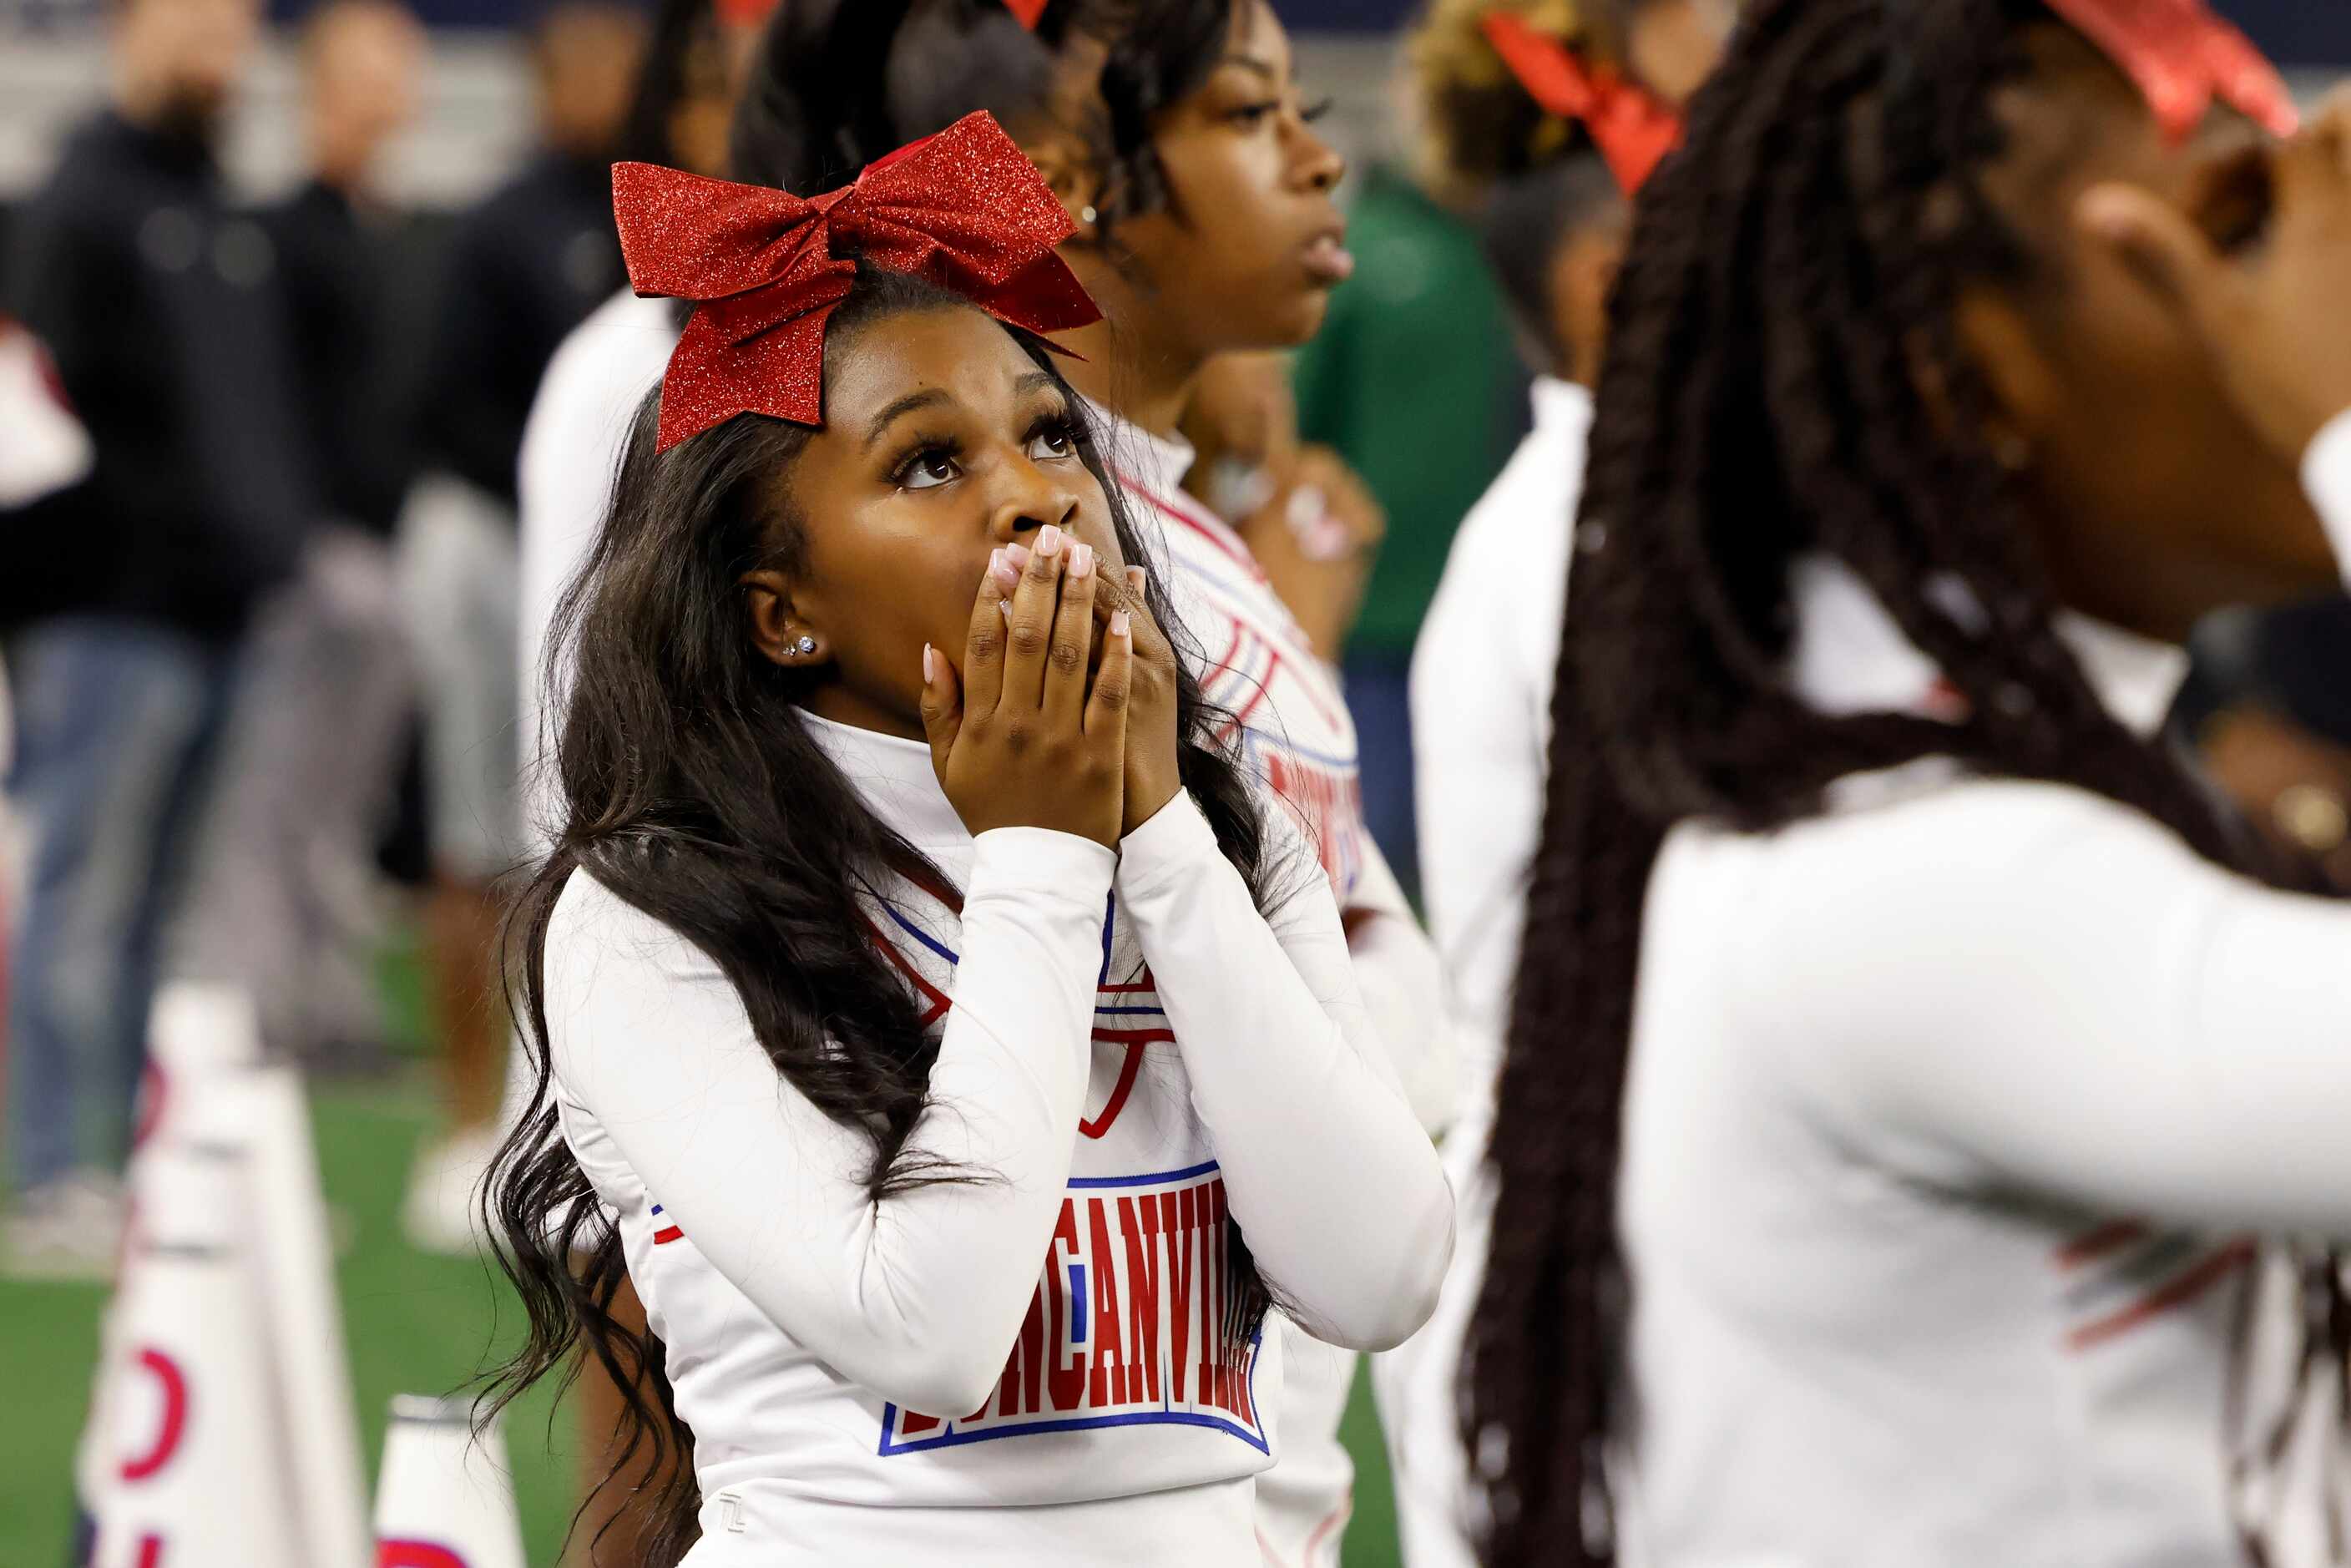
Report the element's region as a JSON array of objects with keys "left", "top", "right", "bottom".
[{"left": 1293, "top": 164, "right": 1526, "bottom": 658}]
